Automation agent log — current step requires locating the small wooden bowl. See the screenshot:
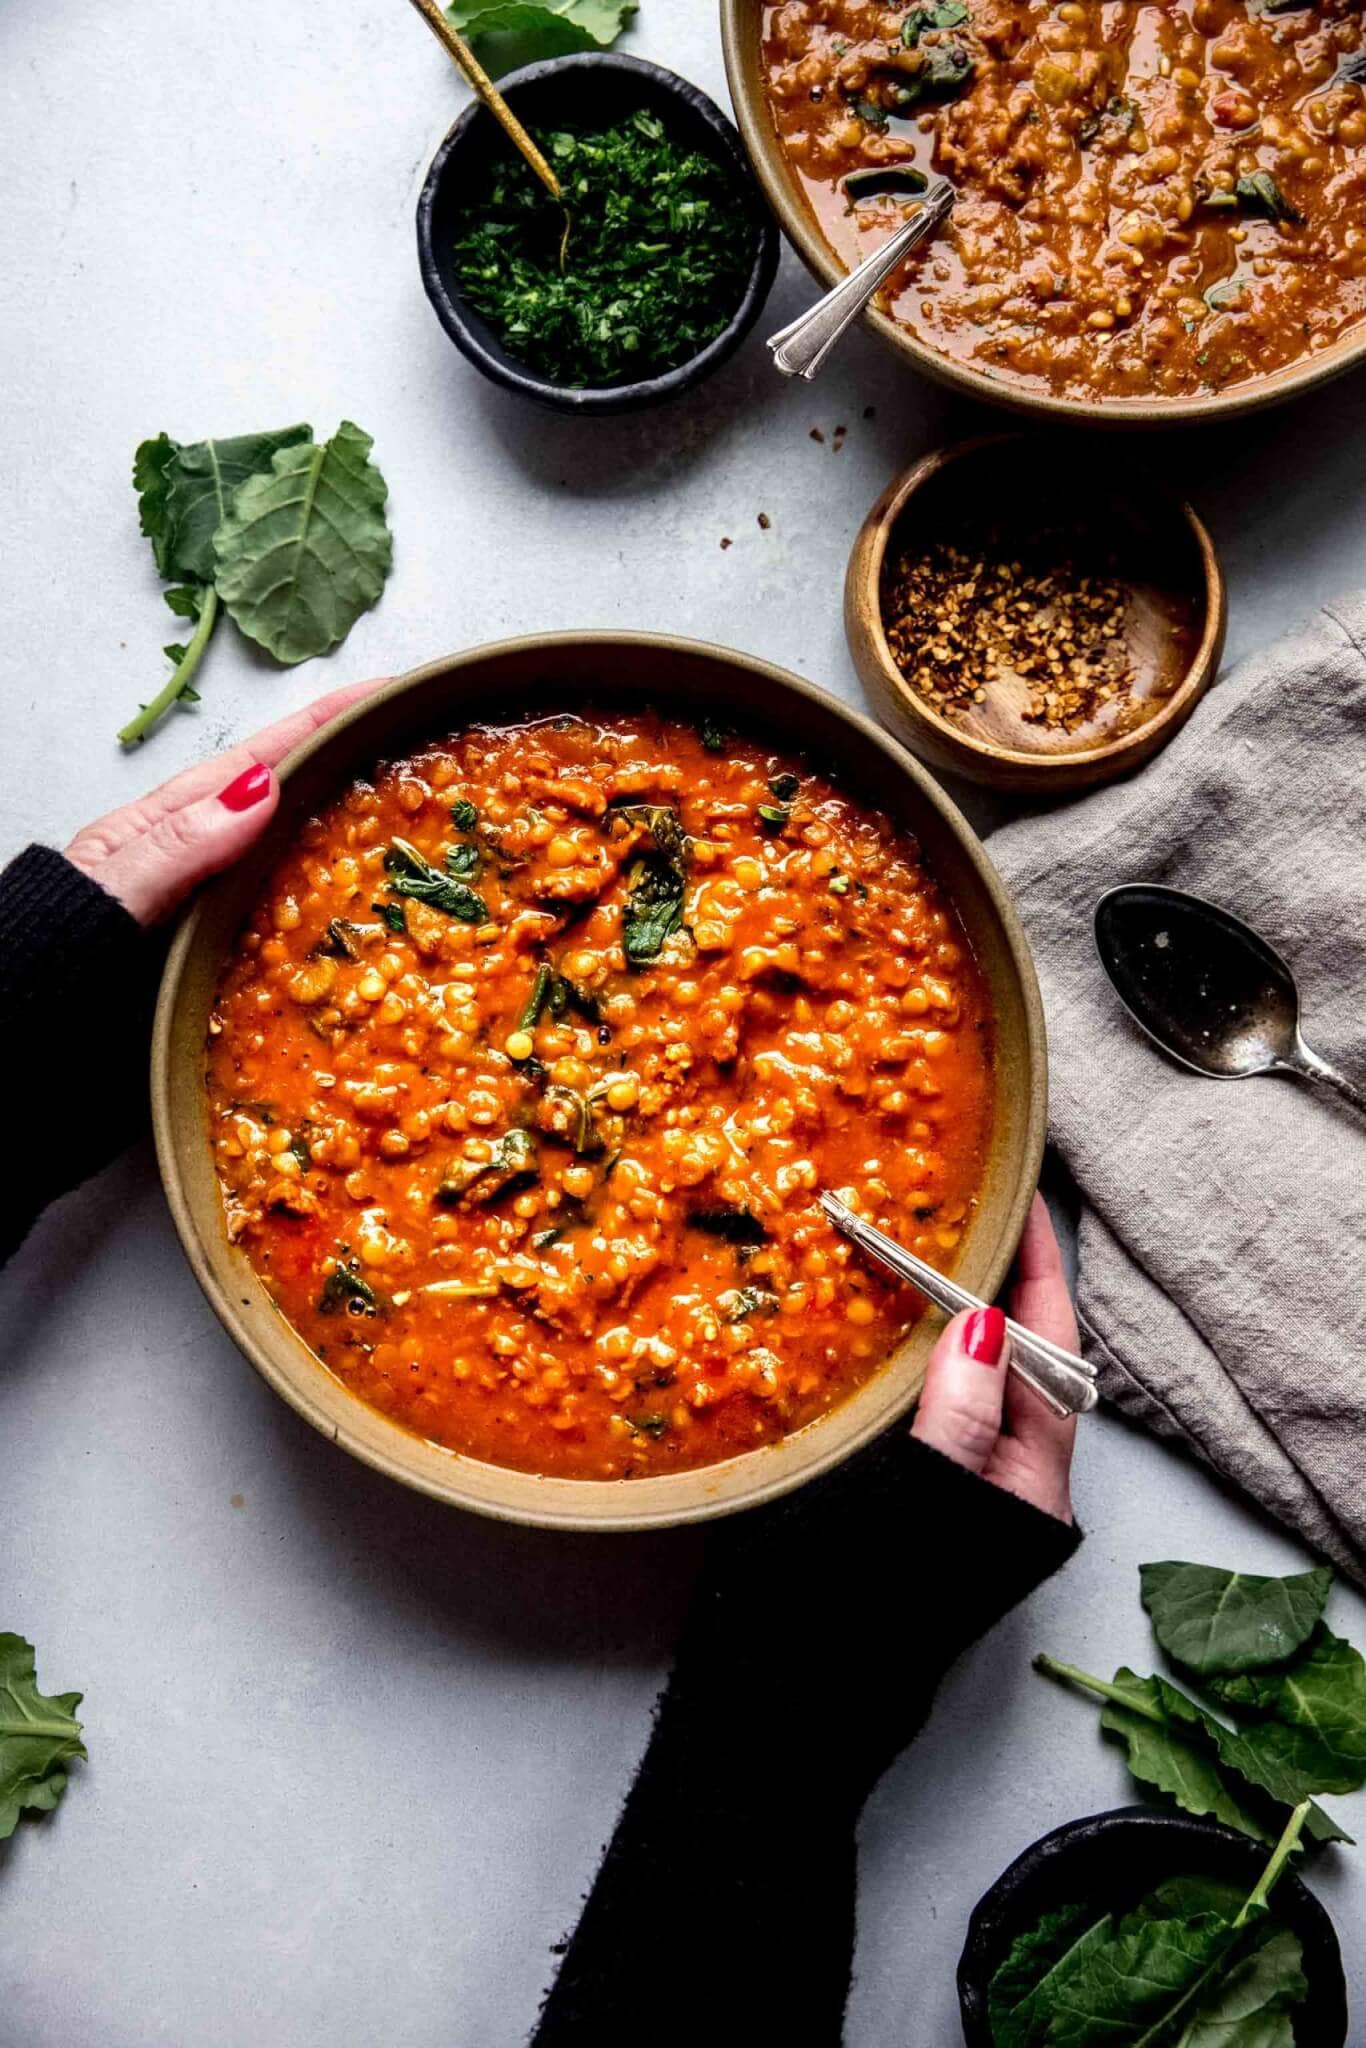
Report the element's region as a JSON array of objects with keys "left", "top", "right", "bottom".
[{"left": 846, "top": 436, "right": 1227, "bottom": 795}]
